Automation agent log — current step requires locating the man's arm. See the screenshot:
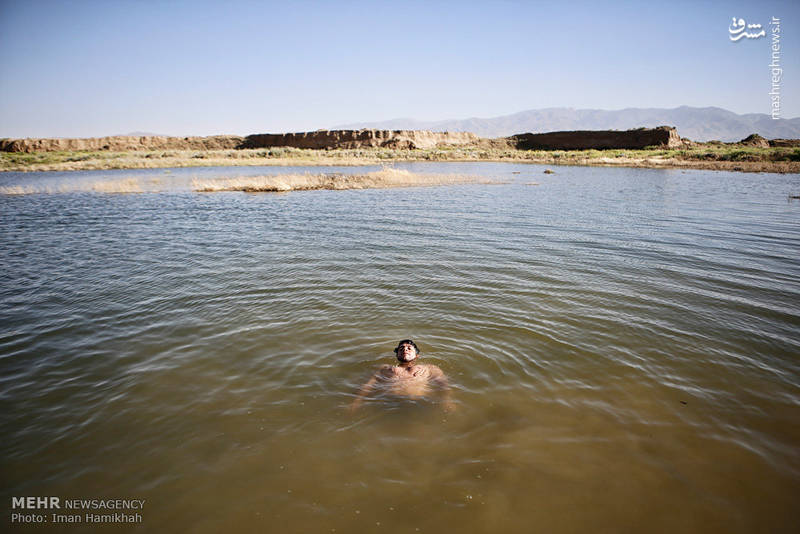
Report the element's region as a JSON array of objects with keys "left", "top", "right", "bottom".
[
  {"left": 430, "top": 366, "right": 457, "bottom": 412},
  {"left": 349, "top": 367, "right": 386, "bottom": 413}
]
